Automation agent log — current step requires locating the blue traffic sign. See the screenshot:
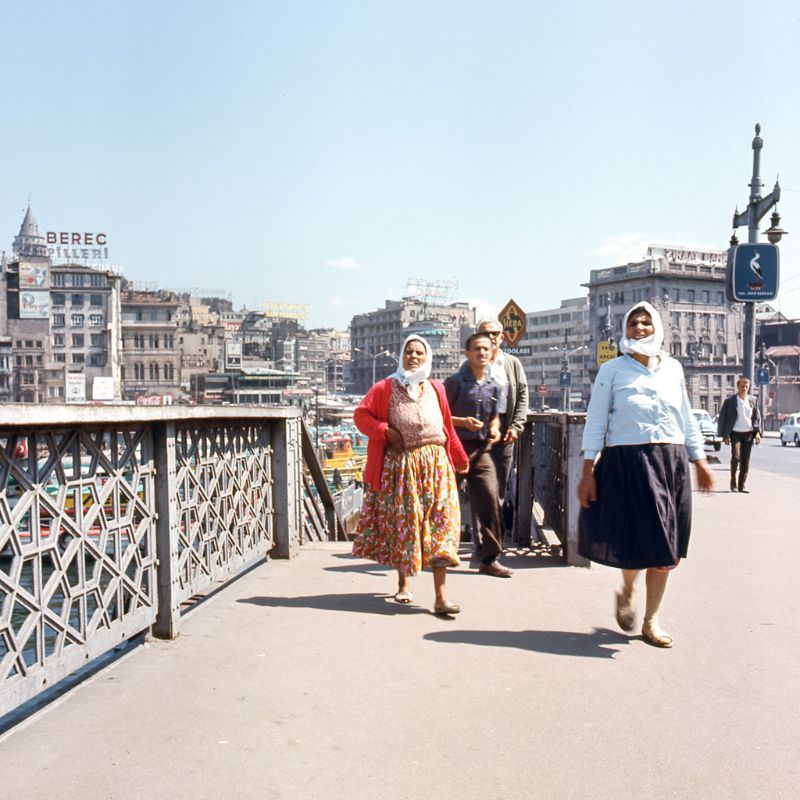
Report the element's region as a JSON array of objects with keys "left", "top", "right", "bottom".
[
  {"left": 559, "top": 371, "right": 571, "bottom": 388},
  {"left": 727, "top": 243, "right": 780, "bottom": 301},
  {"left": 755, "top": 367, "right": 770, "bottom": 386}
]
